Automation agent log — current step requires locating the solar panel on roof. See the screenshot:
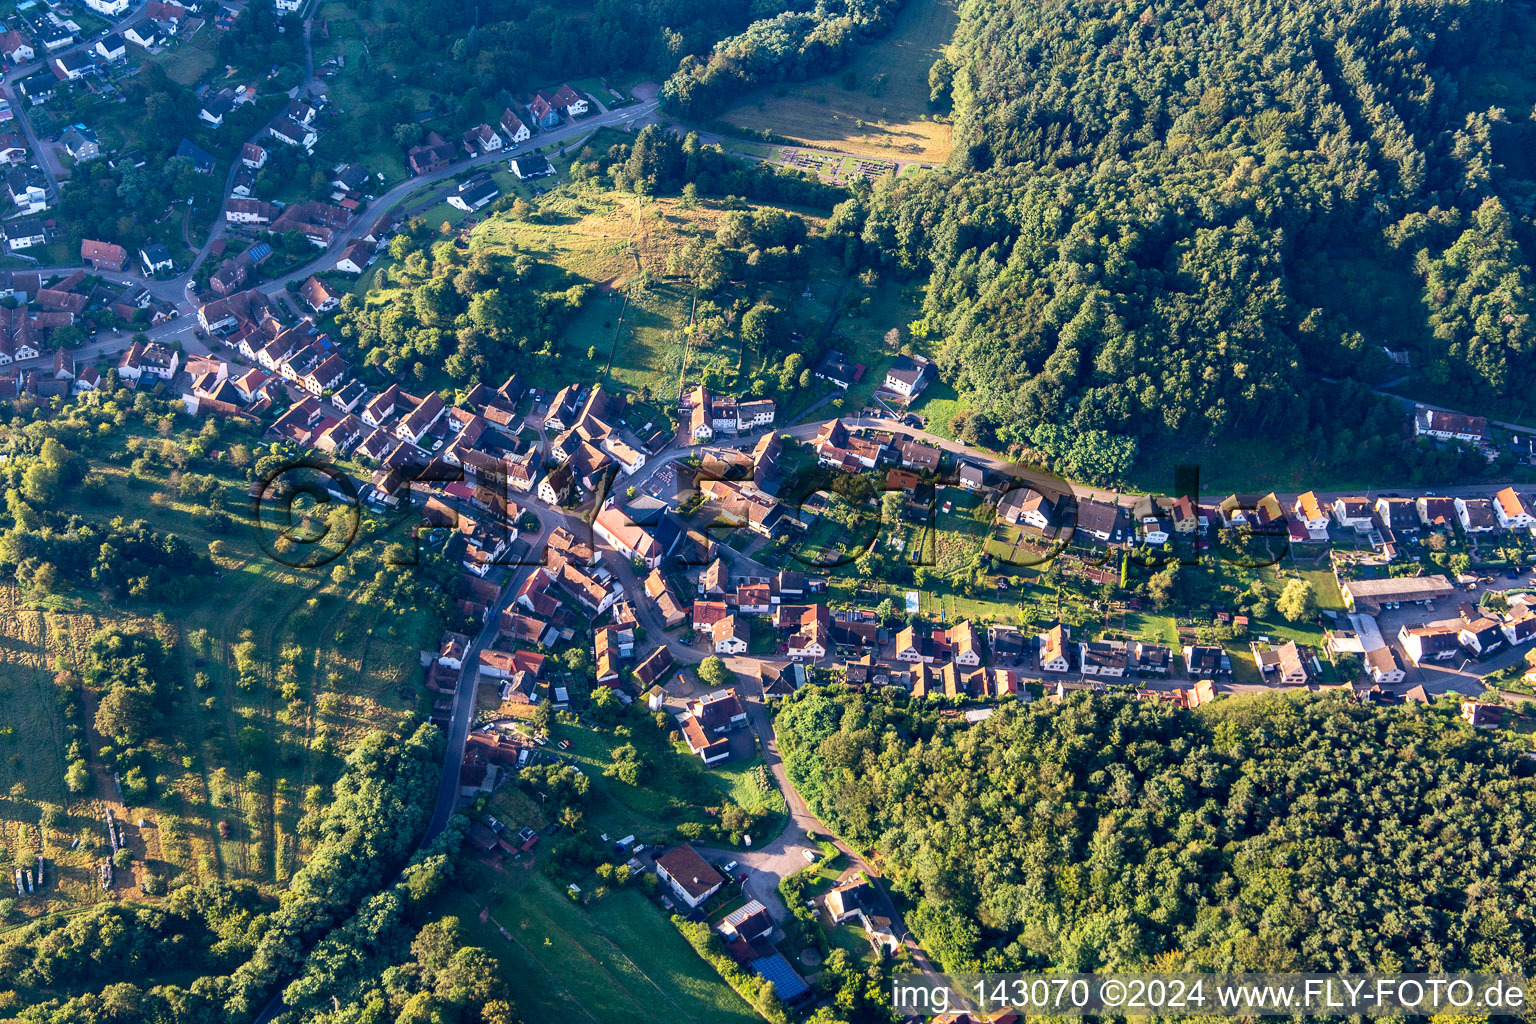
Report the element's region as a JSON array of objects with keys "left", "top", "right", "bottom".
[{"left": 750, "top": 954, "right": 807, "bottom": 1000}]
